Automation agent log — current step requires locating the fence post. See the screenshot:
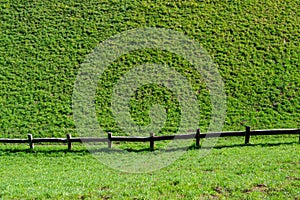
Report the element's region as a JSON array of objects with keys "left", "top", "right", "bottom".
[
  {"left": 67, "top": 134, "right": 72, "bottom": 150},
  {"left": 150, "top": 132, "right": 154, "bottom": 151},
  {"left": 195, "top": 128, "right": 200, "bottom": 148},
  {"left": 108, "top": 132, "right": 112, "bottom": 148},
  {"left": 28, "top": 134, "right": 34, "bottom": 149},
  {"left": 245, "top": 126, "right": 251, "bottom": 144}
]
